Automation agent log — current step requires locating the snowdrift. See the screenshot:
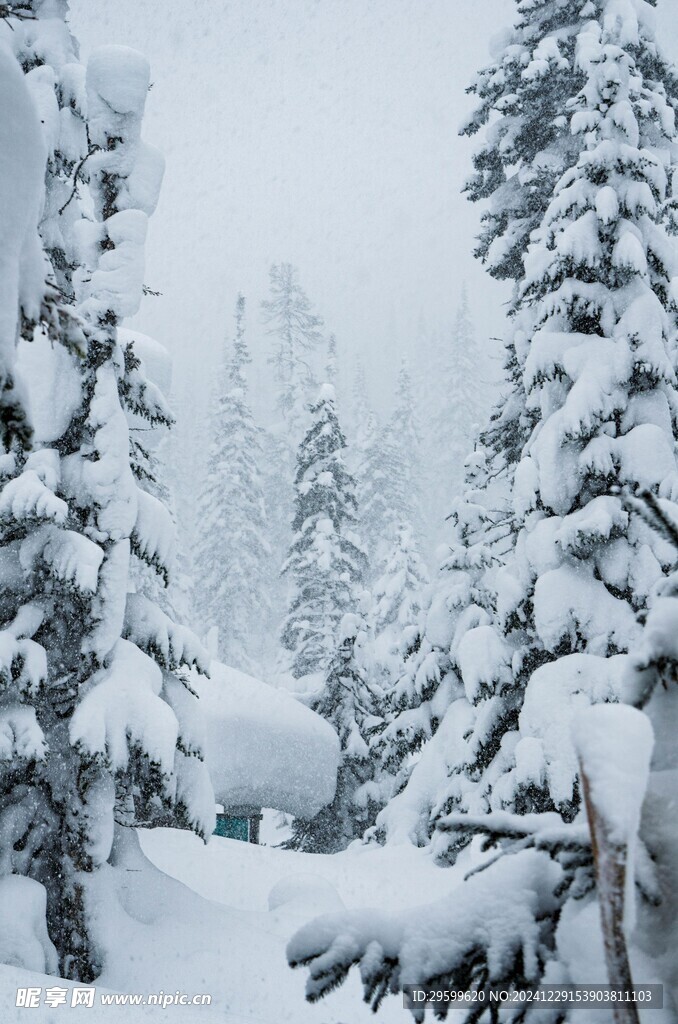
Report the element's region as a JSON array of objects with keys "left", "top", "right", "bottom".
[{"left": 195, "top": 662, "right": 340, "bottom": 819}]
